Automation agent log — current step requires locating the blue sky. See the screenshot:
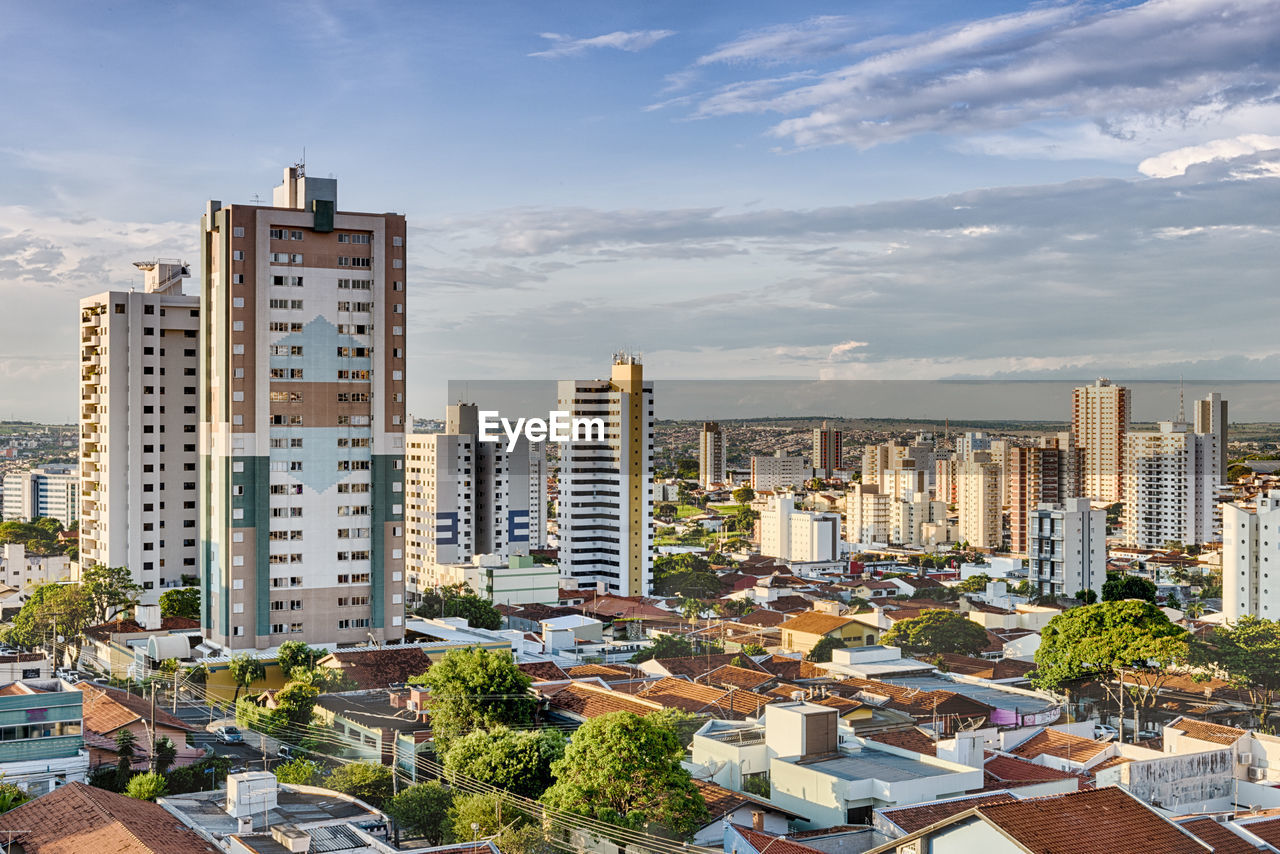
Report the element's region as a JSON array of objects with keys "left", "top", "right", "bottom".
[{"left": 2, "top": 0, "right": 1280, "bottom": 421}]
